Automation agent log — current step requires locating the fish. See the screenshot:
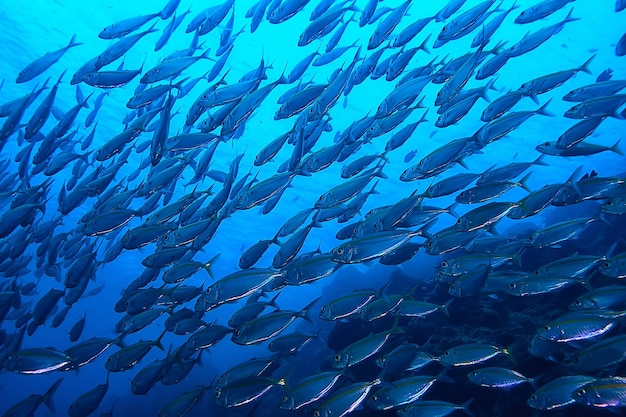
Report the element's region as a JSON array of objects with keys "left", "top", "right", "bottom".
[
  {"left": 16, "top": 34, "right": 82, "bottom": 83},
  {"left": 467, "top": 367, "right": 536, "bottom": 388},
  {"left": 528, "top": 375, "right": 597, "bottom": 410},
  {"left": 515, "top": 0, "right": 576, "bottom": 24}
]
